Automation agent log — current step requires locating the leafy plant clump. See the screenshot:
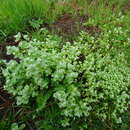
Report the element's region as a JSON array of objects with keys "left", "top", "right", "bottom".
[{"left": 3, "top": 28, "right": 130, "bottom": 129}]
